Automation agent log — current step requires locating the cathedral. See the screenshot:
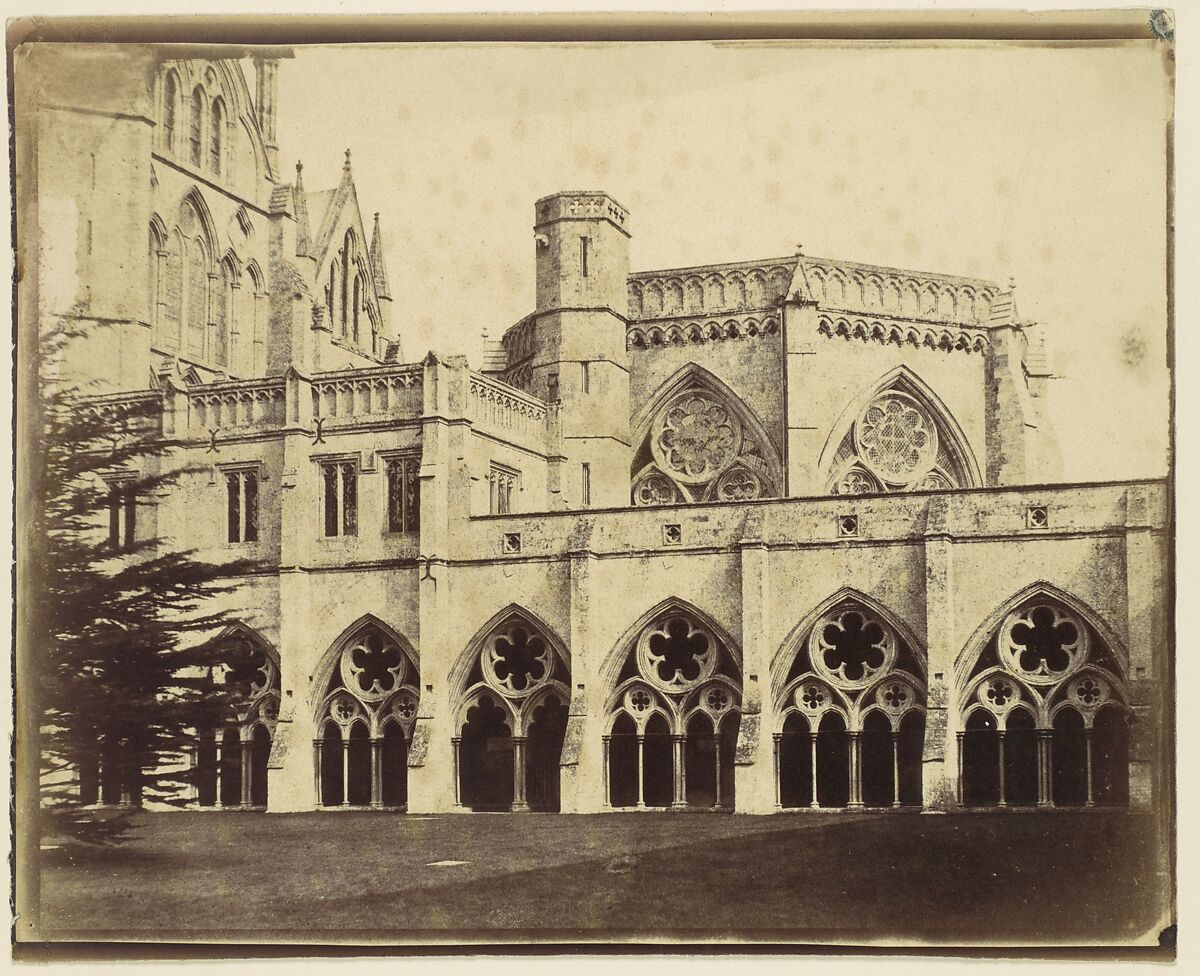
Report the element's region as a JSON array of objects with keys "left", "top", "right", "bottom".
[{"left": 21, "top": 47, "right": 1170, "bottom": 816}]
